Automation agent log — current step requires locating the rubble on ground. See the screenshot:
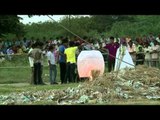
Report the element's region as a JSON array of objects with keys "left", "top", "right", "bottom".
[{"left": 0, "top": 65, "right": 160, "bottom": 105}]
